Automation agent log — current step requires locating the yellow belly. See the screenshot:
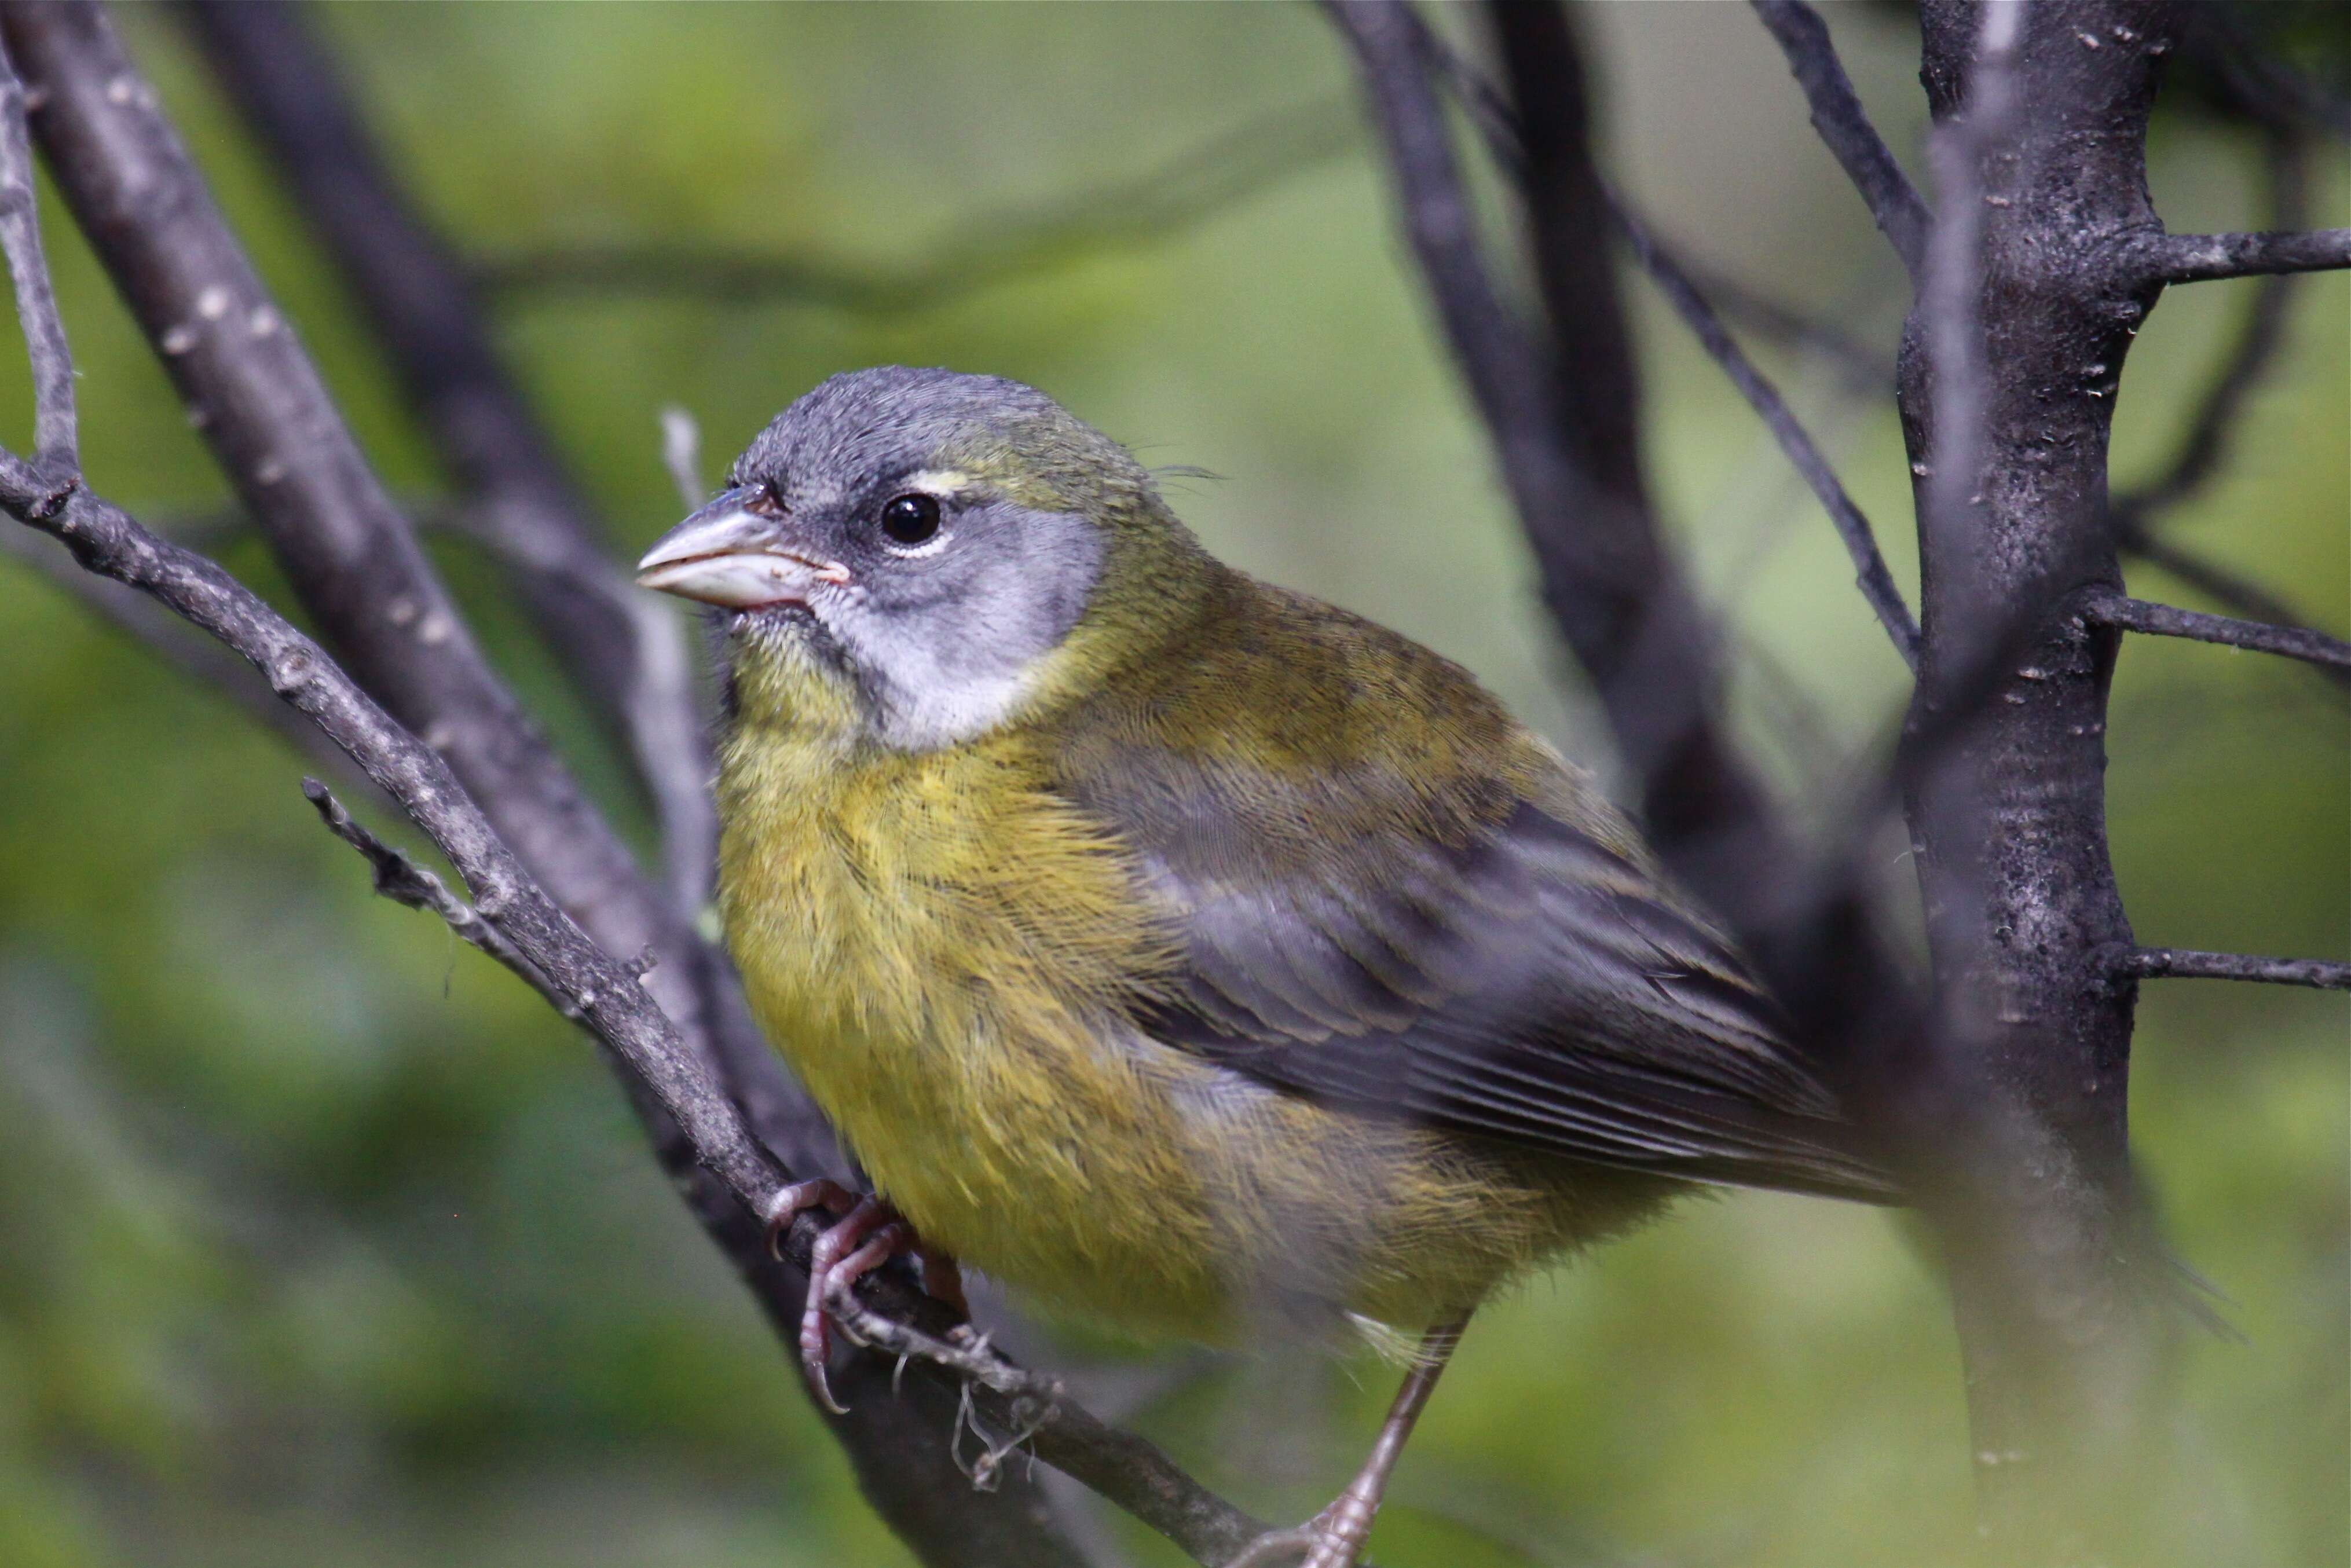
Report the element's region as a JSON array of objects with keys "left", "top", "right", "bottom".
[{"left": 715, "top": 695, "right": 1661, "bottom": 1342}]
